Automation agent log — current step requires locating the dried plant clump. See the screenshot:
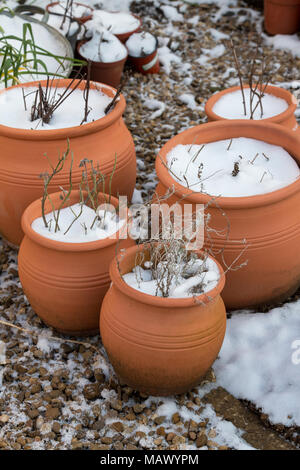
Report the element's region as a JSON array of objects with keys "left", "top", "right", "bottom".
[
  {"left": 39, "top": 140, "right": 118, "bottom": 236},
  {"left": 0, "top": 21, "right": 83, "bottom": 87},
  {"left": 227, "top": 38, "right": 272, "bottom": 119},
  {"left": 27, "top": 67, "right": 86, "bottom": 126},
  {"left": 134, "top": 223, "right": 211, "bottom": 298}
]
